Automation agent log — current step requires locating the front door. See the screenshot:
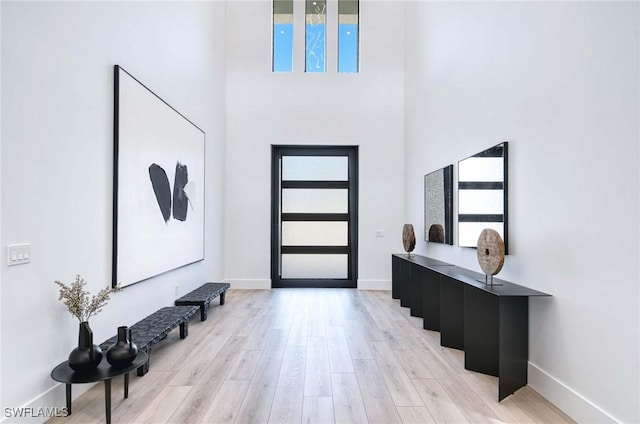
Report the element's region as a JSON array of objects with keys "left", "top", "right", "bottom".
[{"left": 271, "top": 145, "right": 358, "bottom": 288}]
